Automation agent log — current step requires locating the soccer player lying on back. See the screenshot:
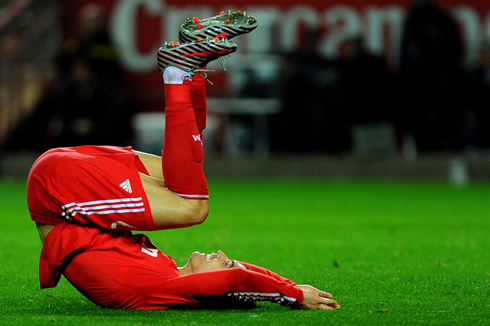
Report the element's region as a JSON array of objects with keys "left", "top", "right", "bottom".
[
  {"left": 40, "top": 222, "right": 339, "bottom": 310},
  {"left": 27, "top": 11, "right": 340, "bottom": 310}
]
